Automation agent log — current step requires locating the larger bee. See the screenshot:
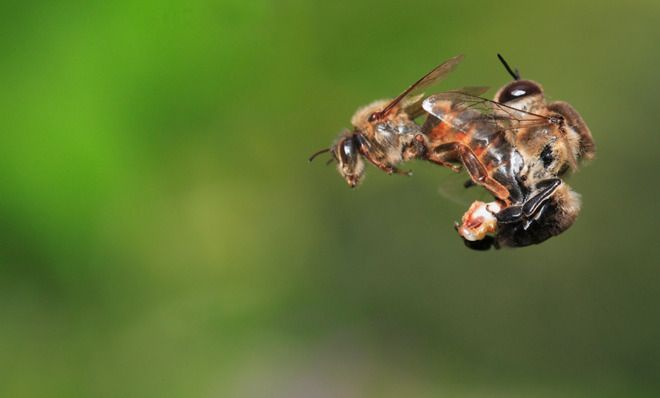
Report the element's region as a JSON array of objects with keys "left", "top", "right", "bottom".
[
  {"left": 310, "top": 55, "right": 480, "bottom": 187},
  {"left": 421, "top": 55, "right": 595, "bottom": 249}
]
